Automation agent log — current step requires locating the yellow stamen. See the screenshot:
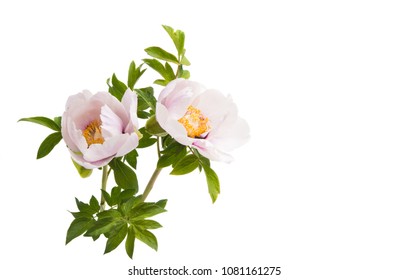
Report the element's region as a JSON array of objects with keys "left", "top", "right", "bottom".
[
  {"left": 82, "top": 119, "right": 104, "bottom": 147},
  {"left": 178, "top": 105, "right": 210, "bottom": 138}
]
